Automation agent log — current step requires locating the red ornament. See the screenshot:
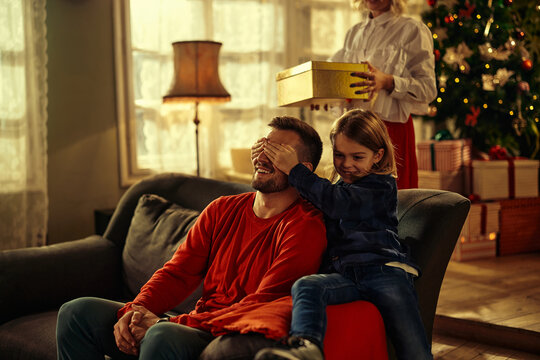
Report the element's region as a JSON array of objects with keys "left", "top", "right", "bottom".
[
  {"left": 444, "top": 15, "right": 451, "bottom": 23},
  {"left": 427, "top": 0, "right": 437, "bottom": 6},
  {"left": 465, "top": 106, "right": 480, "bottom": 127},
  {"left": 522, "top": 59, "right": 533, "bottom": 71},
  {"left": 516, "top": 29, "right": 525, "bottom": 40},
  {"left": 458, "top": 1, "right": 476, "bottom": 19},
  {"left": 434, "top": 49, "right": 441, "bottom": 61}
]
